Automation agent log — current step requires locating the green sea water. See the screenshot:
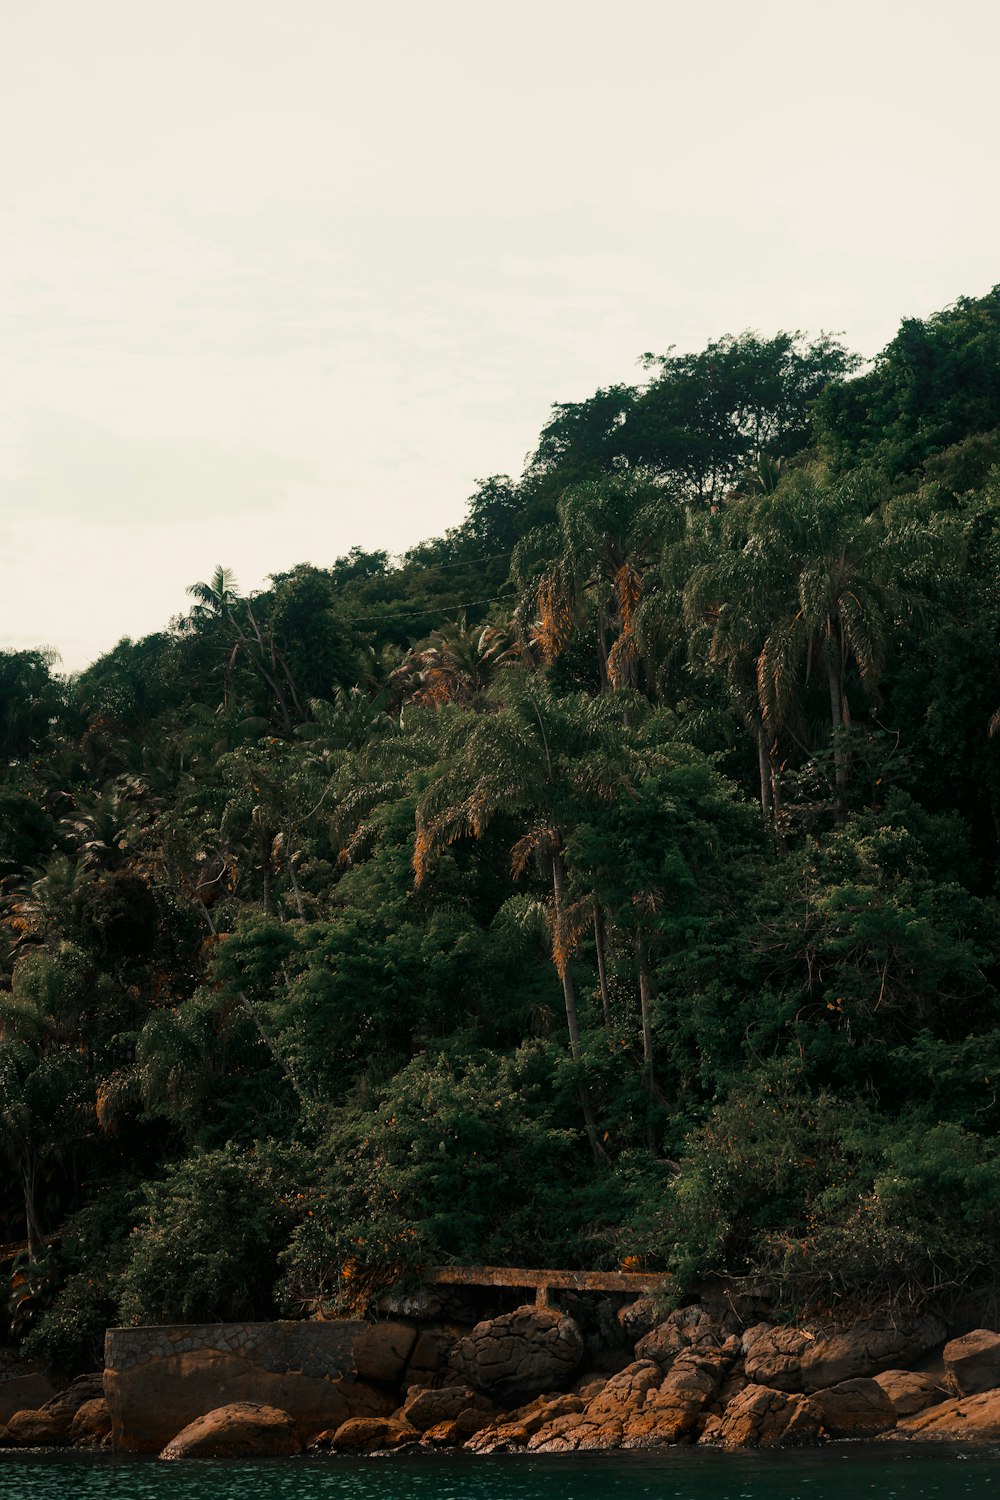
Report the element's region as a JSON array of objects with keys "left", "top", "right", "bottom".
[{"left": 0, "top": 1448, "right": 997, "bottom": 1500}]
